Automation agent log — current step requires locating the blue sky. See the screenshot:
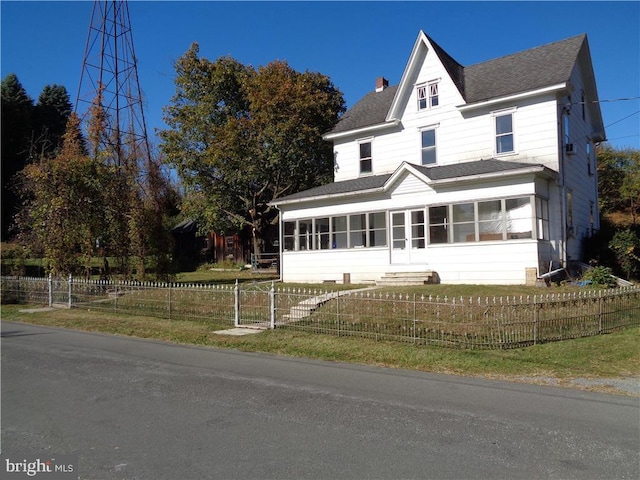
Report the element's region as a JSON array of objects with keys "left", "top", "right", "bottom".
[{"left": 2, "top": 1, "right": 639, "bottom": 150}]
